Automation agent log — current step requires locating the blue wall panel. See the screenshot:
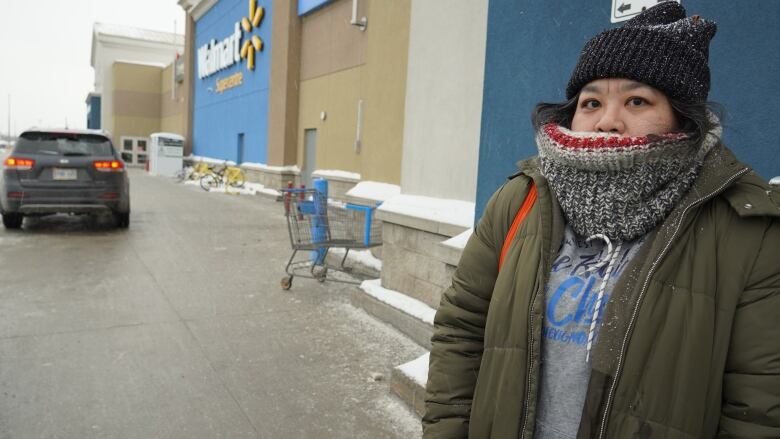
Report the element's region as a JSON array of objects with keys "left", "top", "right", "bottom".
[
  {"left": 87, "top": 96, "right": 101, "bottom": 130},
  {"left": 192, "top": 0, "right": 272, "bottom": 164},
  {"left": 476, "top": 0, "right": 780, "bottom": 219},
  {"left": 298, "top": 0, "right": 332, "bottom": 16}
]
